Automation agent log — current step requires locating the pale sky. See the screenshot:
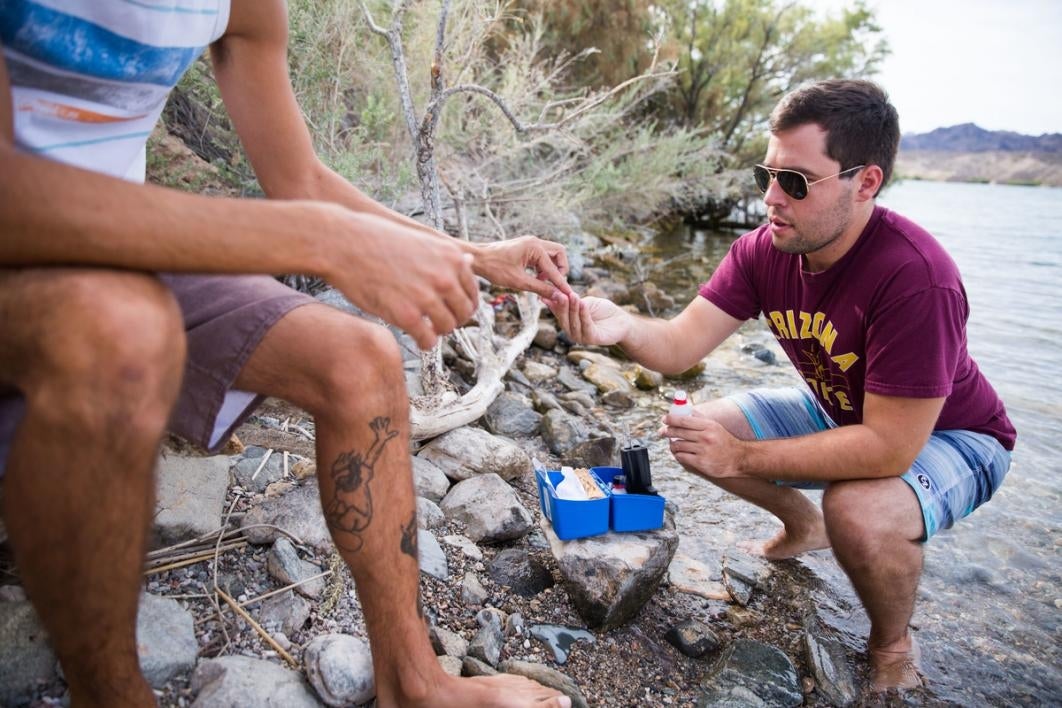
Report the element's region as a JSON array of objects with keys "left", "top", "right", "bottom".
[{"left": 803, "top": 0, "right": 1062, "bottom": 136}]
